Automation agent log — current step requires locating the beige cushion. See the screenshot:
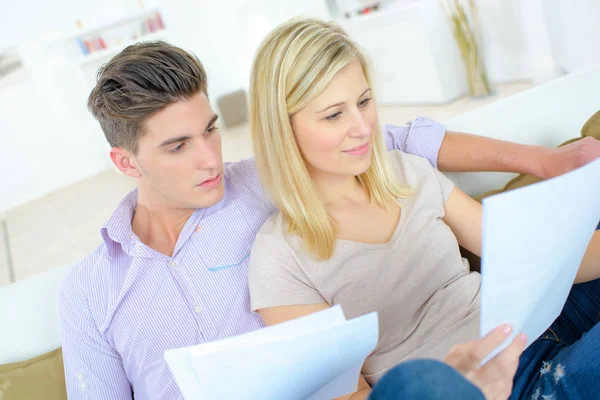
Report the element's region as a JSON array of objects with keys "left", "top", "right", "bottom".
[
  {"left": 0, "top": 348, "right": 66, "bottom": 399},
  {"left": 582, "top": 109, "right": 600, "bottom": 138}
]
